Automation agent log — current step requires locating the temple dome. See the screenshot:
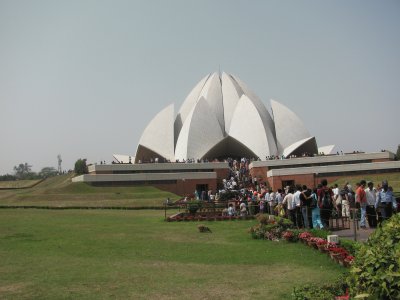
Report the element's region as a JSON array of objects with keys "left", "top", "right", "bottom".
[{"left": 135, "top": 72, "right": 319, "bottom": 162}]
